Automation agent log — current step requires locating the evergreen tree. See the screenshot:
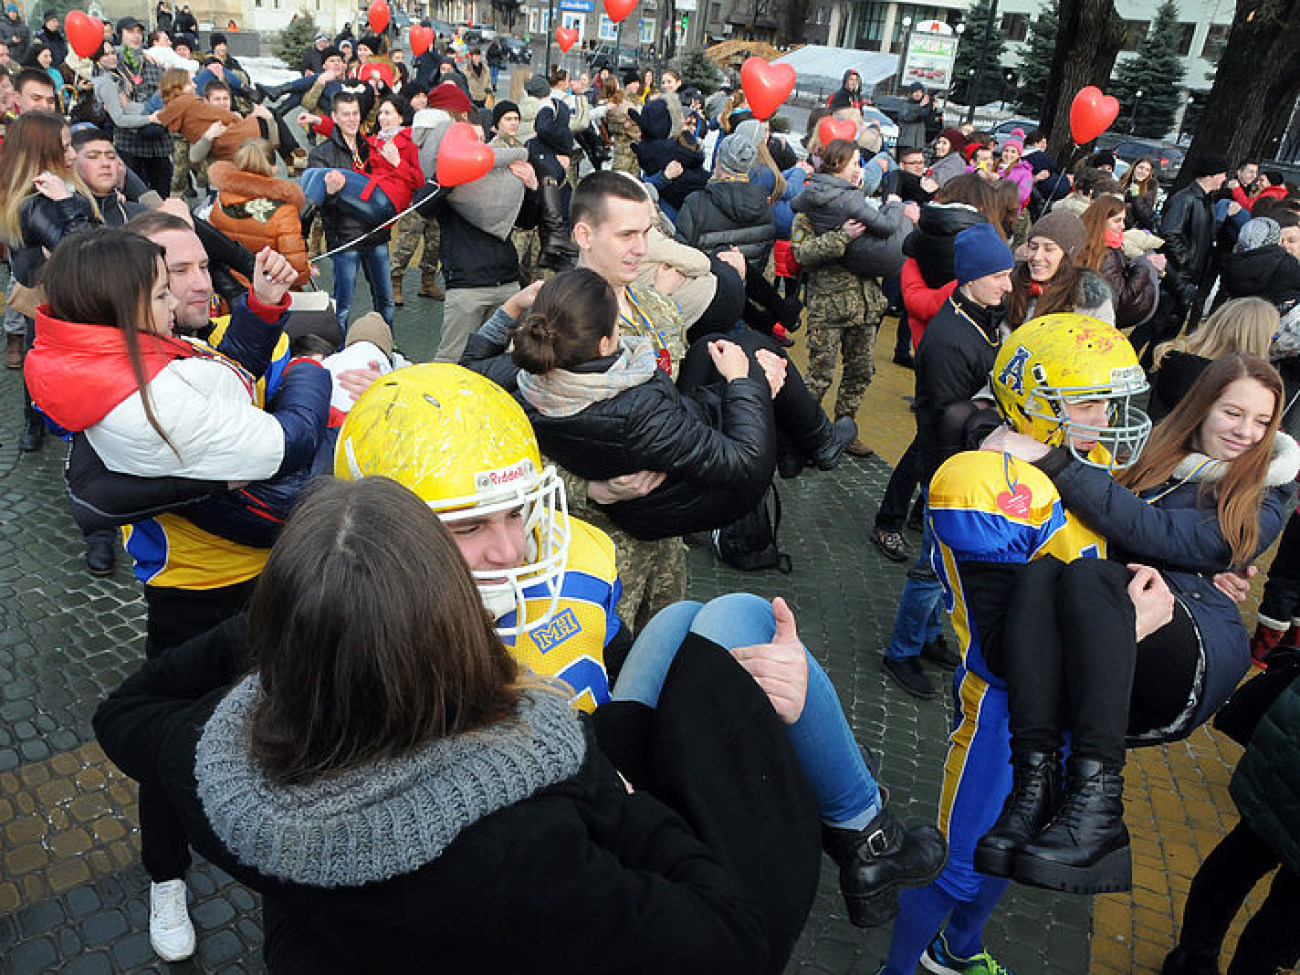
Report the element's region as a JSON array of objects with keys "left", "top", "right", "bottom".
[
  {"left": 1014, "top": 0, "right": 1059, "bottom": 116},
  {"left": 274, "top": 8, "right": 320, "bottom": 66},
  {"left": 679, "top": 49, "right": 724, "bottom": 96},
  {"left": 953, "top": 0, "right": 1006, "bottom": 106},
  {"left": 1109, "top": 0, "right": 1186, "bottom": 139}
]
